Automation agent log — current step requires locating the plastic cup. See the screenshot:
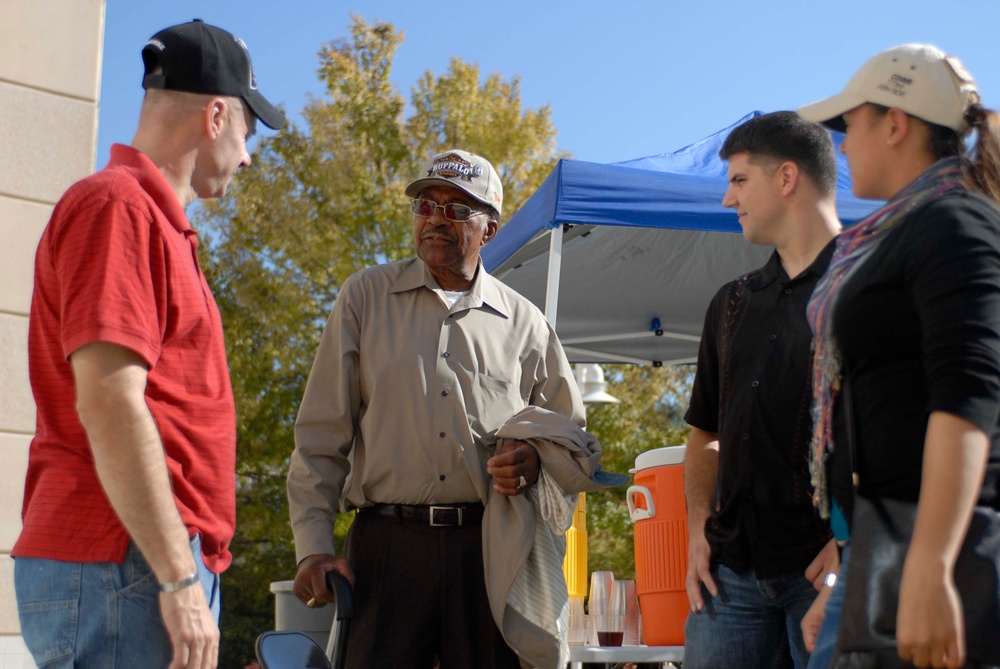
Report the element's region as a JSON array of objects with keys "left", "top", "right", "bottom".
[
  {"left": 596, "top": 580, "right": 627, "bottom": 647},
  {"left": 619, "top": 579, "right": 641, "bottom": 645},
  {"left": 609, "top": 578, "right": 627, "bottom": 615},
  {"left": 567, "top": 597, "right": 586, "bottom": 646},
  {"left": 585, "top": 614, "right": 597, "bottom": 646},
  {"left": 568, "top": 613, "right": 586, "bottom": 645},
  {"left": 588, "top": 570, "right": 615, "bottom": 615},
  {"left": 595, "top": 614, "right": 624, "bottom": 646}
]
